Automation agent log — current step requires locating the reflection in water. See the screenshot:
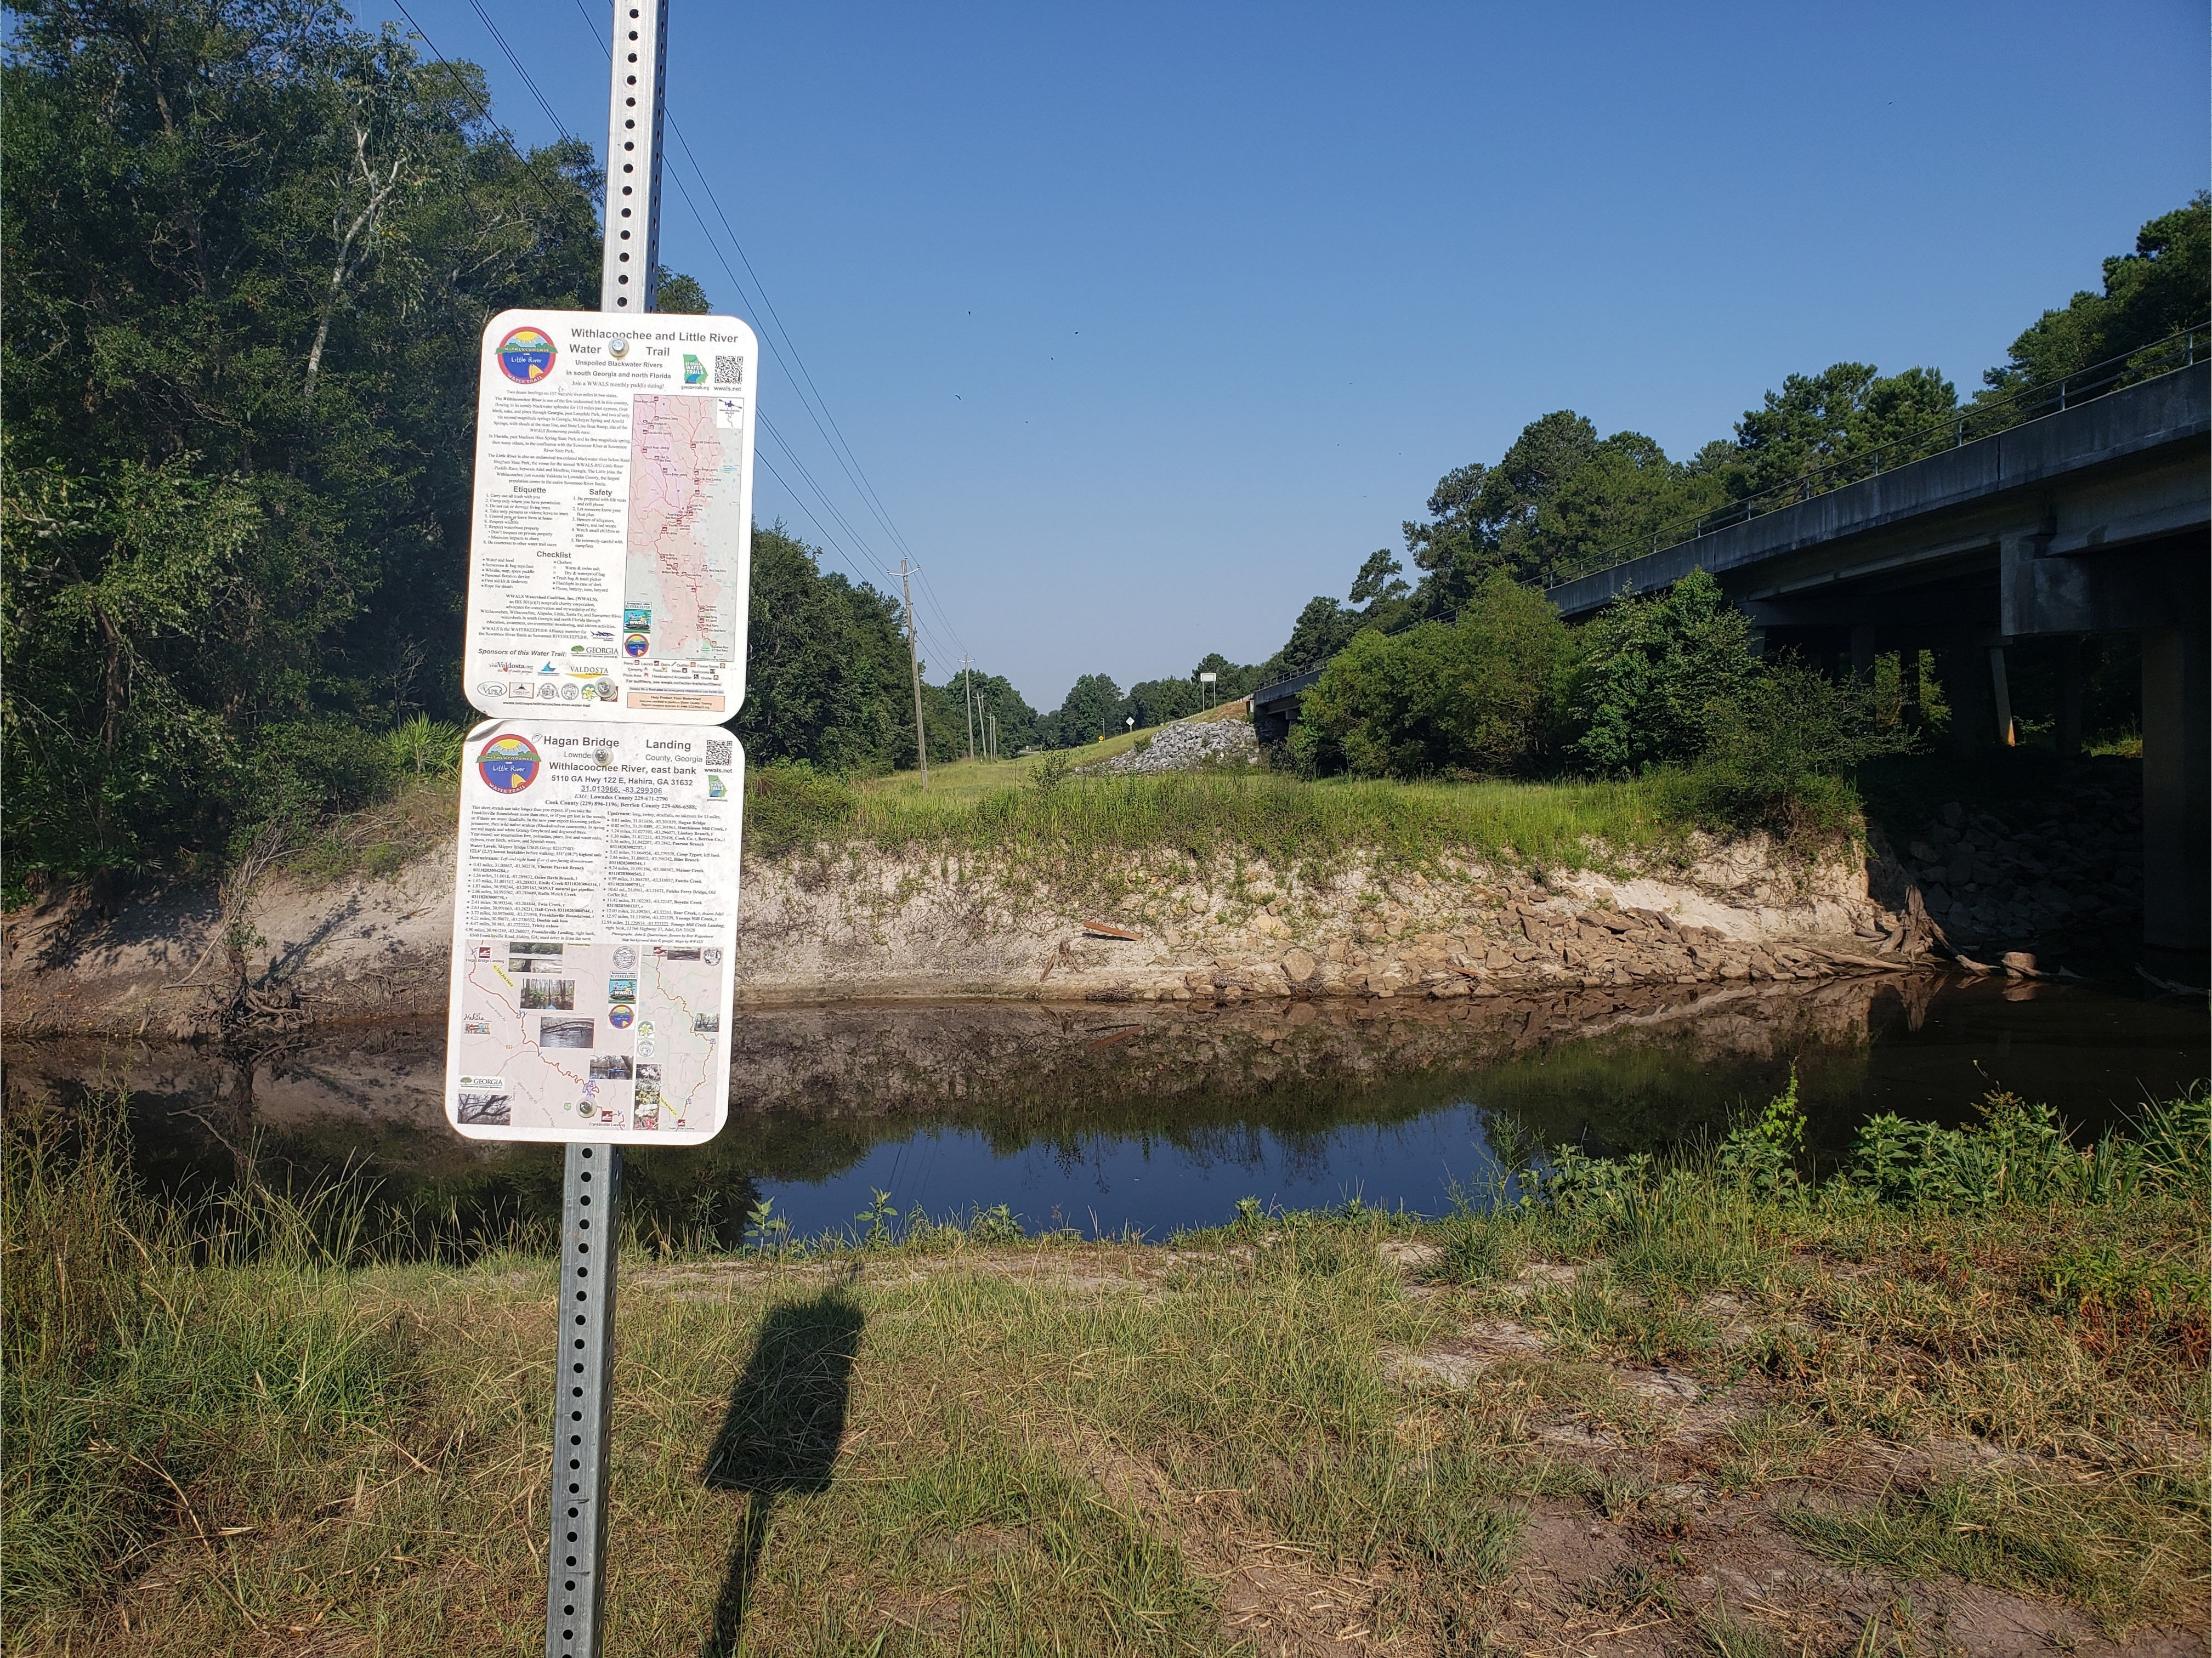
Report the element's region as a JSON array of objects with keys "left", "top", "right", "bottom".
[{"left": 3, "top": 975, "right": 2202, "bottom": 1245}]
